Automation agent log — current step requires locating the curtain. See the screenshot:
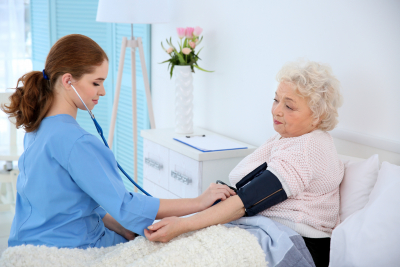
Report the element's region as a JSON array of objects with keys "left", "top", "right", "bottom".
[
  {"left": 0, "top": 0, "right": 31, "bottom": 92},
  {"left": 0, "top": 0, "right": 28, "bottom": 161}
]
